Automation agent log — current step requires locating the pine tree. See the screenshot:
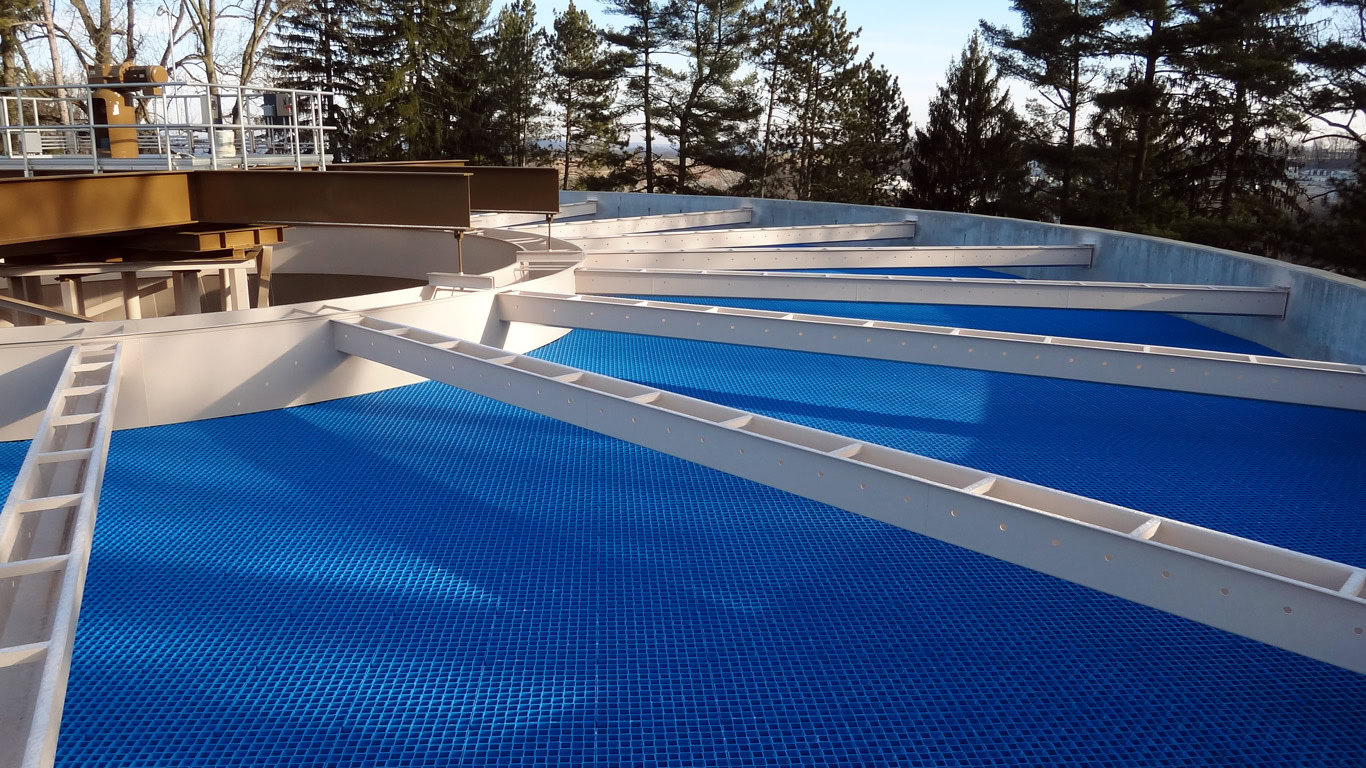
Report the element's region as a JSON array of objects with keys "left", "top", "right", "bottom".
[
  {"left": 488, "top": 0, "right": 549, "bottom": 166},
  {"left": 907, "top": 33, "right": 1030, "bottom": 215},
  {"left": 774, "top": 0, "right": 860, "bottom": 200},
  {"left": 268, "top": 0, "right": 365, "bottom": 160},
  {"left": 603, "top": 0, "right": 672, "bottom": 191},
  {"left": 1, "top": 0, "right": 35, "bottom": 87},
  {"left": 832, "top": 59, "right": 911, "bottom": 205},
  {"left": 750, "top": 0, "right": 794, "bottom": 198},
  {"left": 1303, "top": 0, "right": 1366, "bottom": 150},
  {"left": 982, "top": 0, "right": 1108, "bottom": 220},
  {"left": 1096, "top": 0, "right": 1188, "bottom": 211},
  {"left": 547, "top": 1, "right": 629, "bottom": 189},
  {"left": 656, "top": 0, "right": 759, "bottom": 192},
  {"left": 350, "top": 0, "right": 493, "bottom": 161},
  {"left": 1166, "top": 0, "right": 1309, "bottom": 251}
]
